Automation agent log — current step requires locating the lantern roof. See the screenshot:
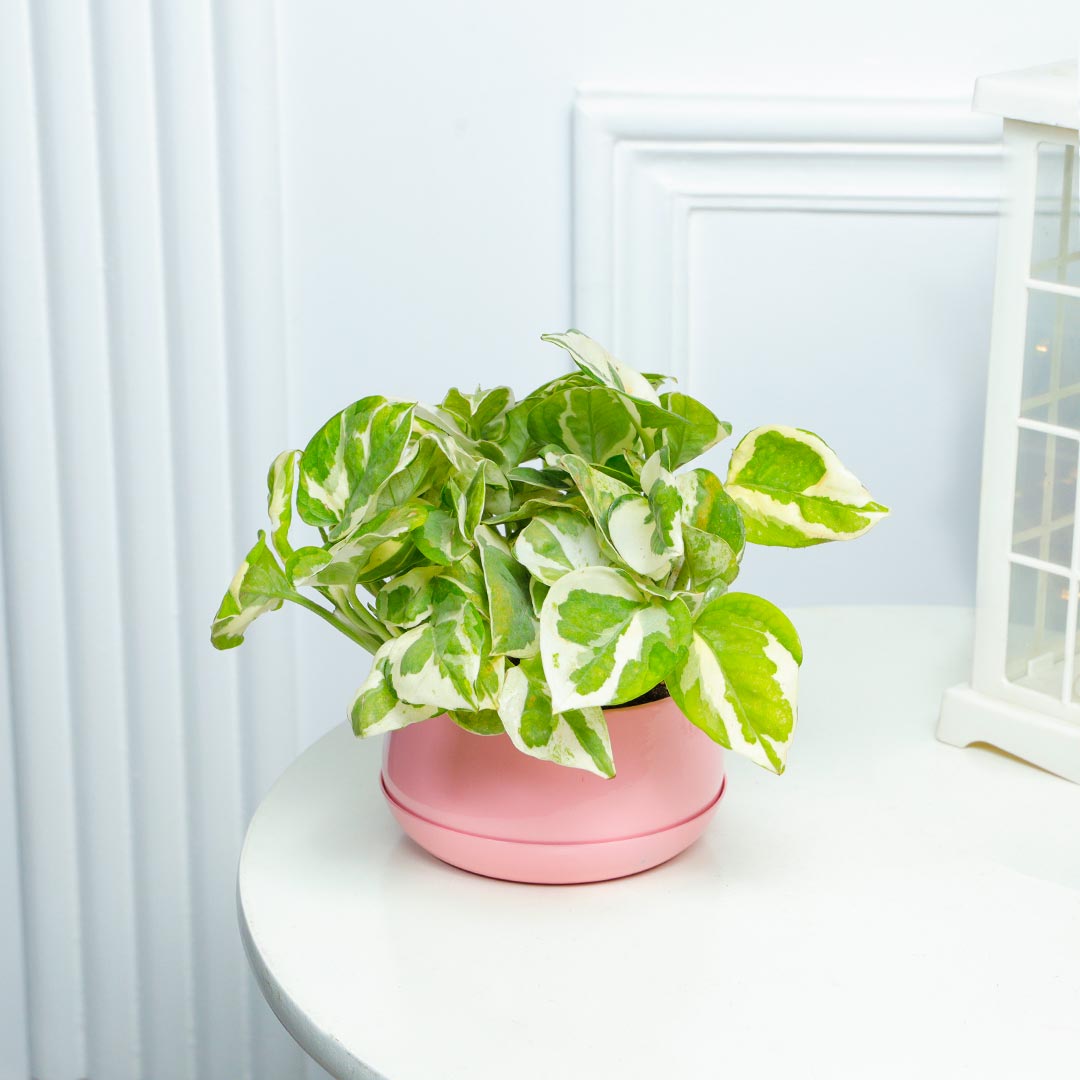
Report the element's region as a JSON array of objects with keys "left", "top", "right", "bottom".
[{"left": 973, "top": 59, "right": 1078, "bottom": 132}]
